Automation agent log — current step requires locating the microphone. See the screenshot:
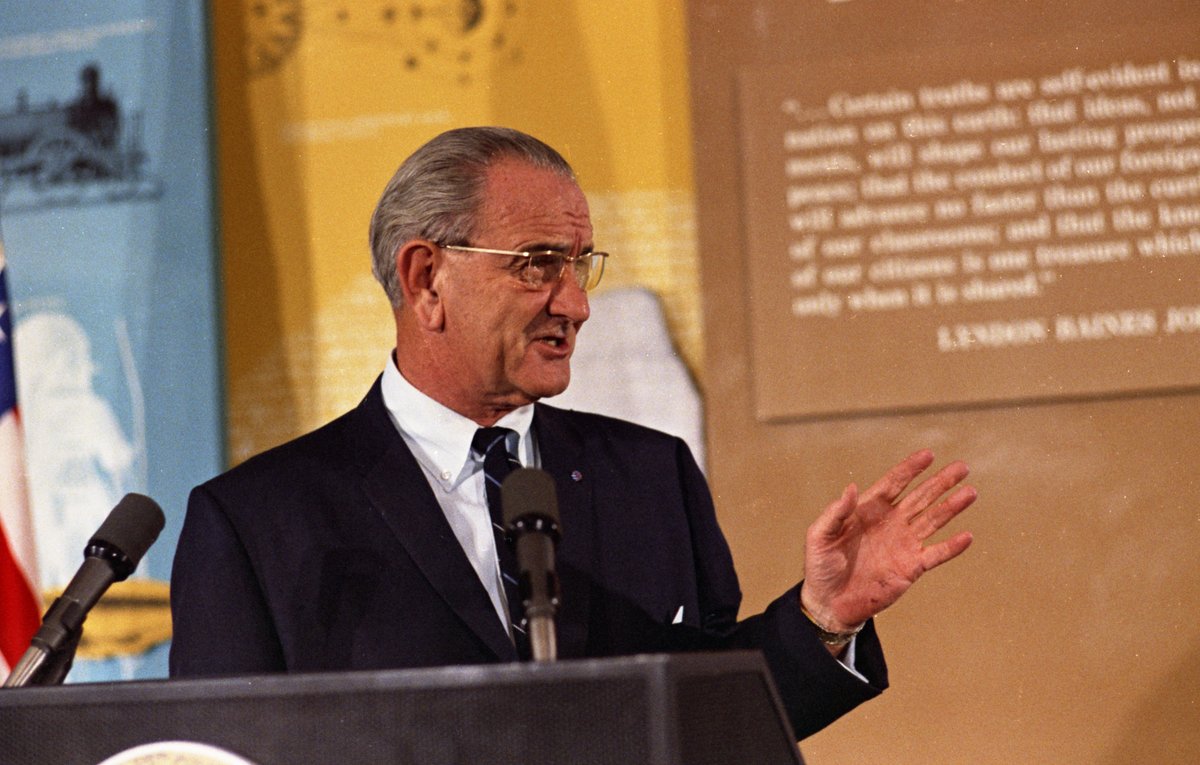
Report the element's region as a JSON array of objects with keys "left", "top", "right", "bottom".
[
  {"left": 500, "top": 468, "right": 562, "bottom": 662},
  {"left": 3, "top": 493, "right": 165, "bottom": 688}
]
